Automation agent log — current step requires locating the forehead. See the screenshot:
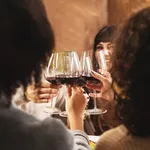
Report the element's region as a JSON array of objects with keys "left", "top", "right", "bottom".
[{"left": 97, "top": 42, "right": 112, "bottom": 46}]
